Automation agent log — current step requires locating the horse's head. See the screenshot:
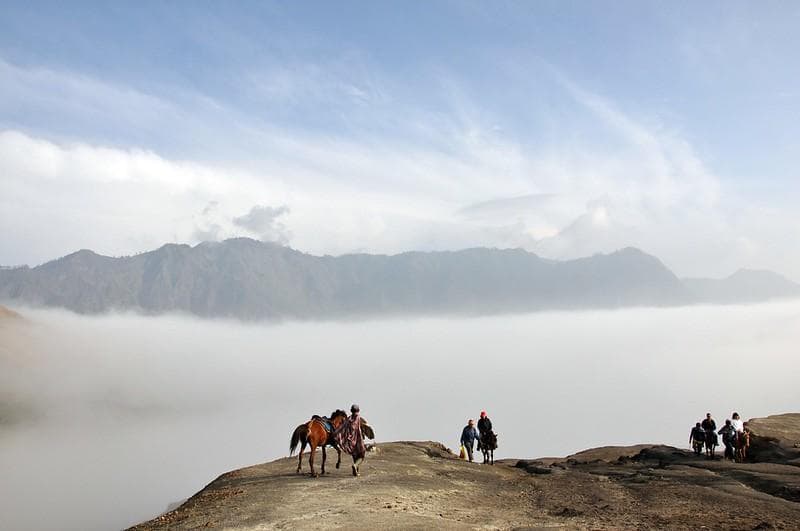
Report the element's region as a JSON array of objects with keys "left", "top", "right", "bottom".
[{"left": 330, "top": 409, "right": 348, "bottom": 427}]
